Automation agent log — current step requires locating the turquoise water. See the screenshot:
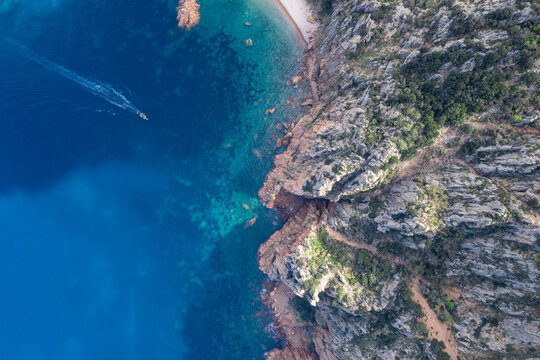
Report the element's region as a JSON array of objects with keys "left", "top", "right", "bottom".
[{"left": 0, "top": 0, "right": 304, "bottom": 358}]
